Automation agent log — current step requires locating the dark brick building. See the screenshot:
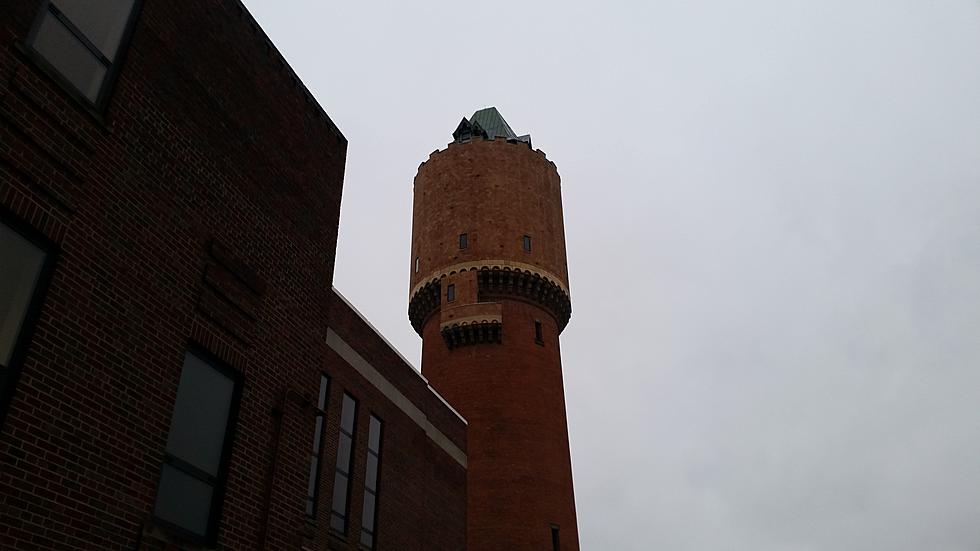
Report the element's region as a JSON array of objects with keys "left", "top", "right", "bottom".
[{"left": 0, "top": 1, "right": 466, "bottom": 549}]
